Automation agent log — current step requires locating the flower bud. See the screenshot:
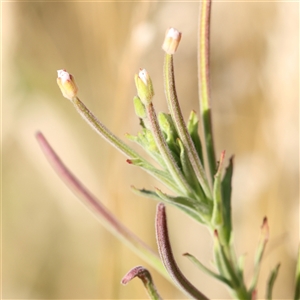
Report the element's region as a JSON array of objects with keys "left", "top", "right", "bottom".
[
  {"left": 134, "top": 69, "right": 154, "bottom": 106},
  {"left": 162, "top": 27, "right": 182, "bottom": 55},
  {"left": 57, "top": 69, "right": 78, "bottom": 100}
]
